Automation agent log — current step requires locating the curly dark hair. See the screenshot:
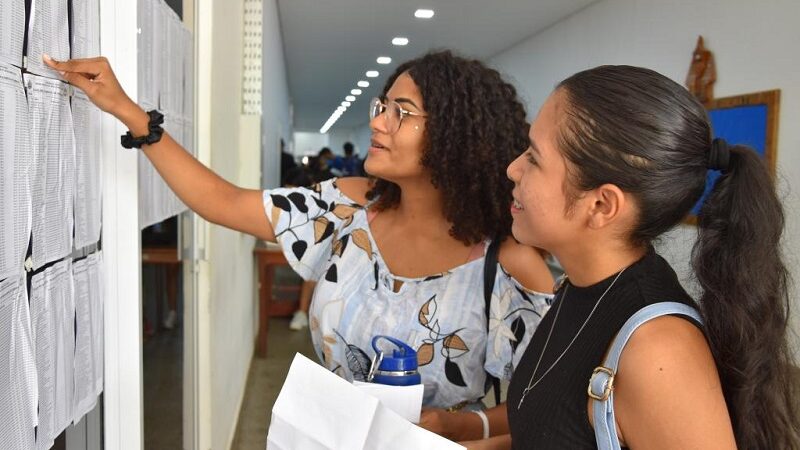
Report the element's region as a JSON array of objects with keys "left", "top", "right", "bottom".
[{"left": 365, "top": 50, "right": 529, "bottom": 245}]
